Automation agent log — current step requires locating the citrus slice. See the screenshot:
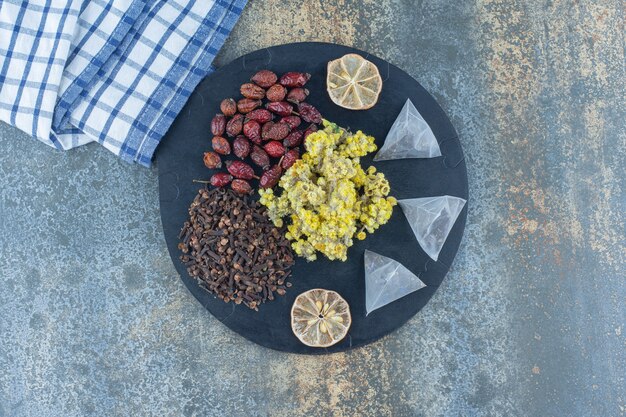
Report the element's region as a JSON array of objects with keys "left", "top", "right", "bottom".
[
  {"left": 291, "top": 288, "right": 352, "bottom": 347},
  {"left": 327, "top": 53, "right": 383, "bottom": 110}
]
